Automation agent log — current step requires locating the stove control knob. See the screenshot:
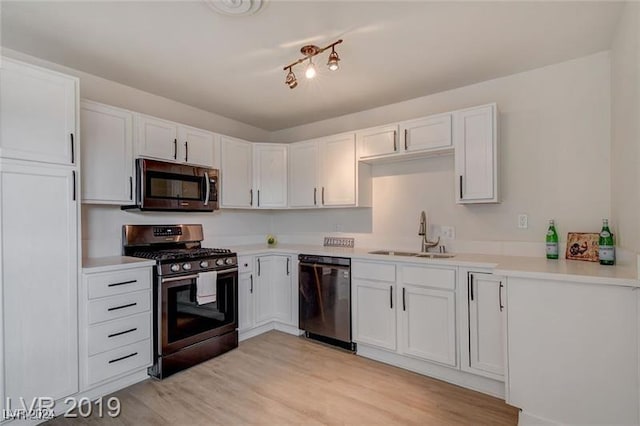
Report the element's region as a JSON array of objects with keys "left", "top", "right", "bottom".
[
  {"left": 170, "top": 264, "right": 180, "bottom": 272},
  {"left": 216, "top": 258, "right": 225, "bottom": 266},
  {"left": 182, "top": 263, "right": 192, "bottom": 271},
  {"left": 225, "top": 258, "right": 235, "bottom": 265},
  {"left": 200, "top": 260, "right": 209, "bottom": 268}
]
